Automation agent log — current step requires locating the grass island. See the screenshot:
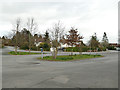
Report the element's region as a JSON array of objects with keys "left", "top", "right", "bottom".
[
  {"left": 8, "top": 51, "right": 44, "bottom": 55},
  {"left": 38, "top": 54, "right": 103, "bottom": 61}
]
